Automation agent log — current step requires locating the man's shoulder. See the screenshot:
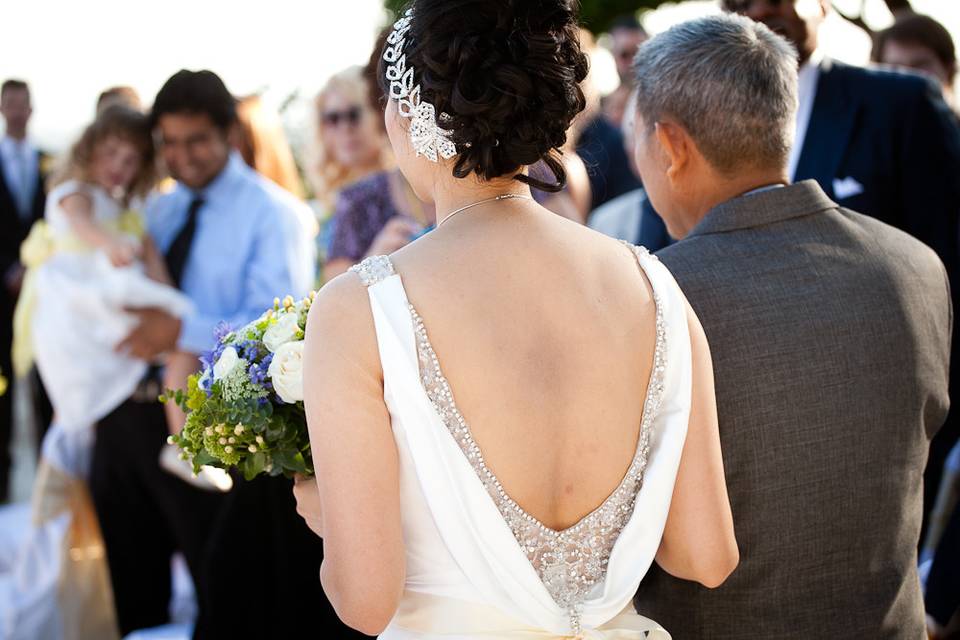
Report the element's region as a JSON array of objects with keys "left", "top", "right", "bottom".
[
  {"left": 841, "top": 206, "right": 945, "bottom": 272},
  {"left": 655, "top": 234, "right": 721, "bottom": 273}
]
